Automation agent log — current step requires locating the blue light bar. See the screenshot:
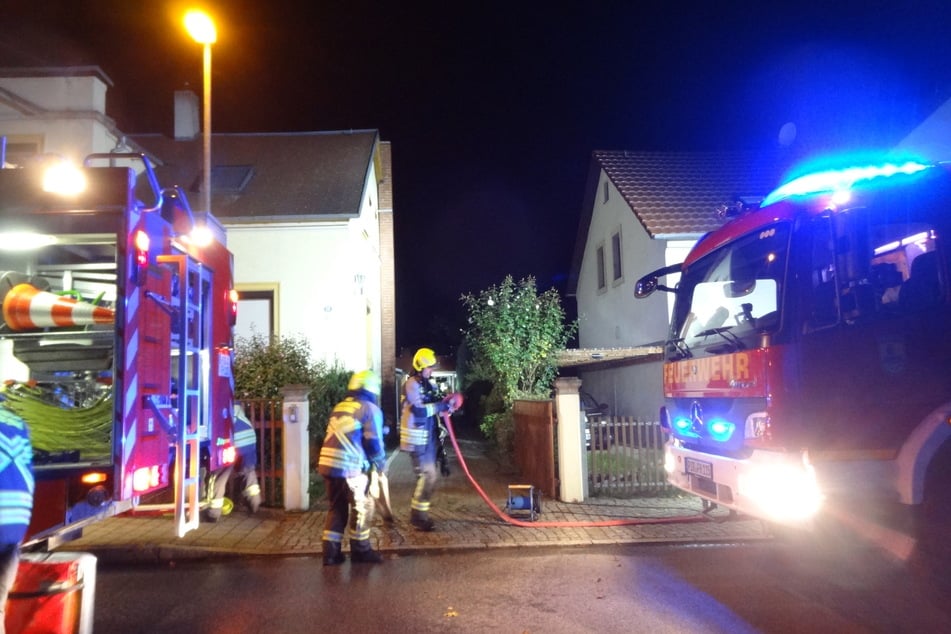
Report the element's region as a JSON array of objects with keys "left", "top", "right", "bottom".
[{"left": 762, "top": 161, "right": 931, "bottom": 207}]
